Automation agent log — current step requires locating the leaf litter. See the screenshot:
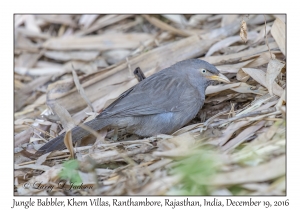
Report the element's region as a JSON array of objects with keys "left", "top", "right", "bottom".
[{"left": 14, "top": 14, "right": 286, "bottom": 195}]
